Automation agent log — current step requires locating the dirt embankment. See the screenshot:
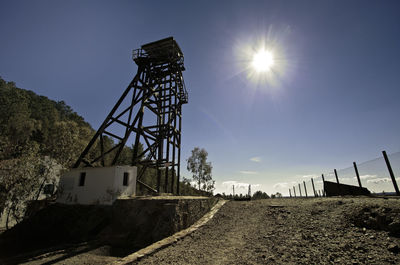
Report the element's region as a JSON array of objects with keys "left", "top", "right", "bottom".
[
  {"left": 2, "top": 197, "right": 400, "bottom": 264},
  {"left": 135, "top": 197, "right": 400, "bottom": 265},
  {"left": 0, "top": 197, "right": 217, "bottom": 264}
]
